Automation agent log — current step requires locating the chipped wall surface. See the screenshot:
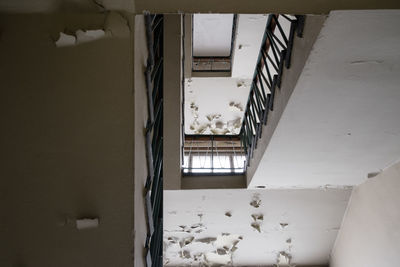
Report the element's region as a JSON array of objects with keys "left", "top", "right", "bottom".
[
  {"left": 185, "top": 77, "right": 251, "bottom": 135},
  {"left": 164, "top": 188, "right": 351, "bottom": 266},
  {"left": 251, "top": 10, "right": 400, "bottom": 189},
  {"left": 0, "top": 13, "right": 135, "bottom": 266},
  {"left": 330, "top": 161, "right": 400, "bottom": 267}
]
